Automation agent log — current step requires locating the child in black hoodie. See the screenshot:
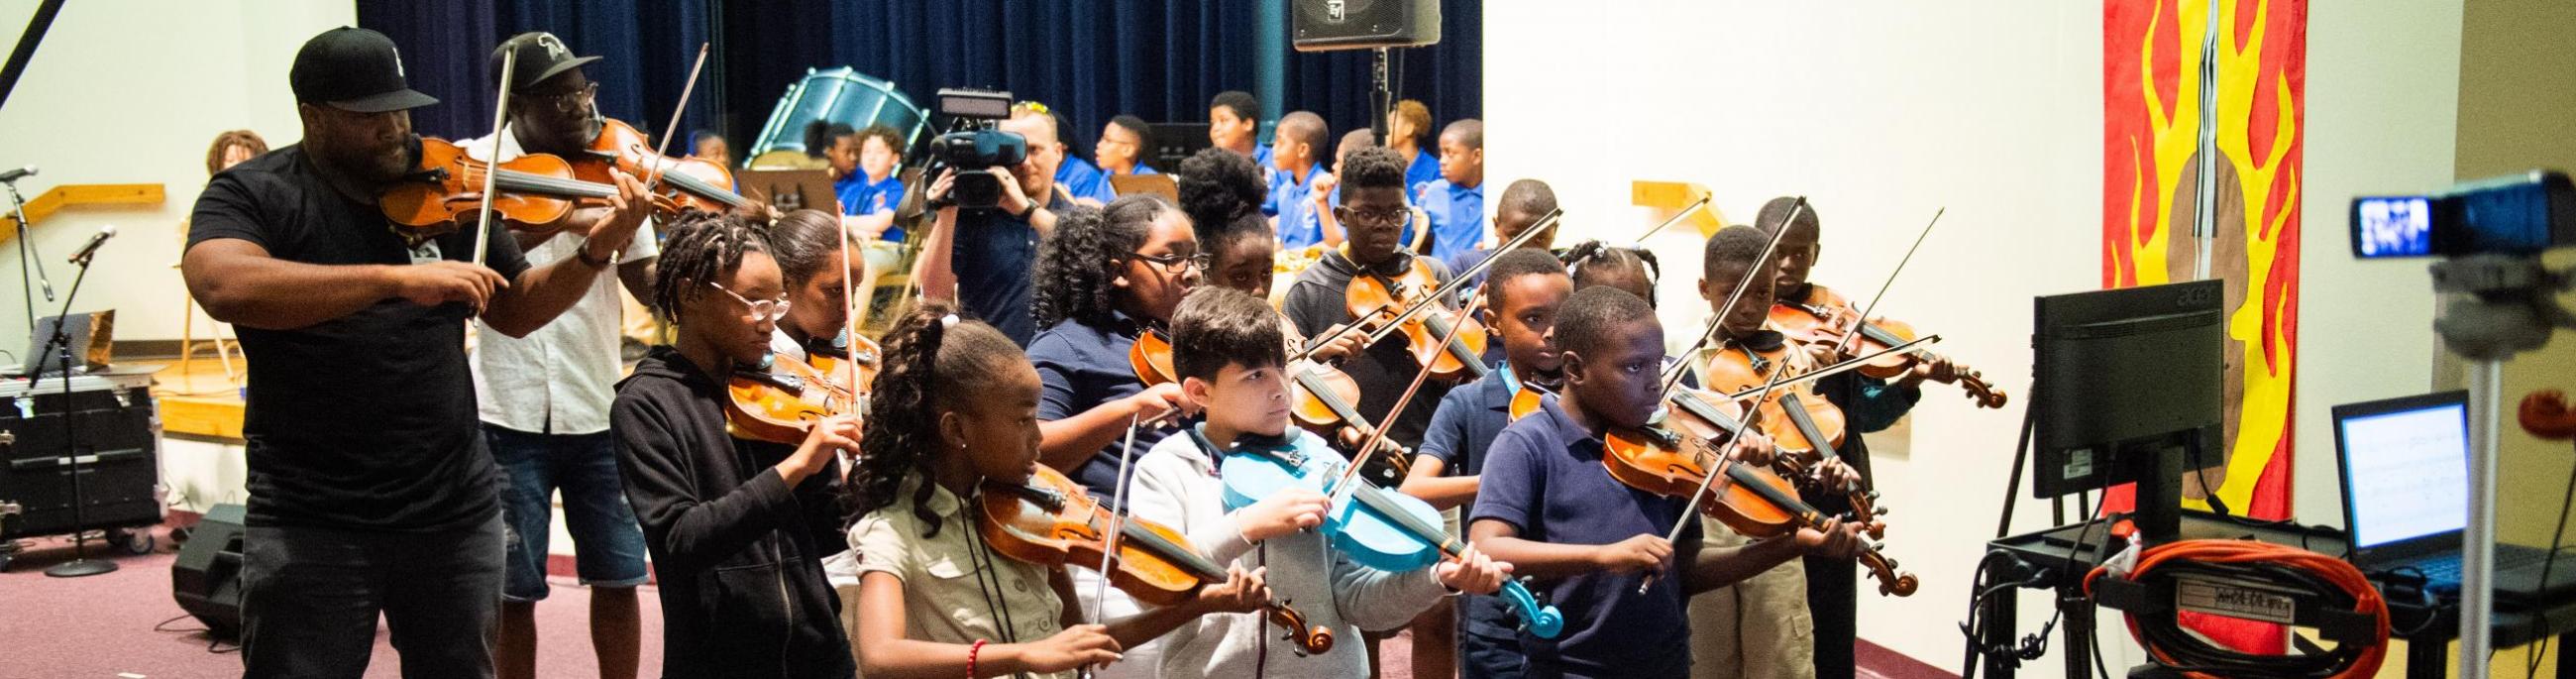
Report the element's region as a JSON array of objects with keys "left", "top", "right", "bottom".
[{"left": 612, "top": 212, "right": 862, "bottom": 677}]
